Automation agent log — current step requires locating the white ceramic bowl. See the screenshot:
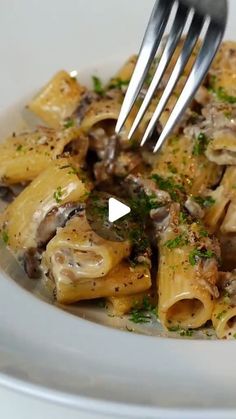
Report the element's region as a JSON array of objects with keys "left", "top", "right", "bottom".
[{"left": 0, "top": 1, "right": 236, "bottom": 418}]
